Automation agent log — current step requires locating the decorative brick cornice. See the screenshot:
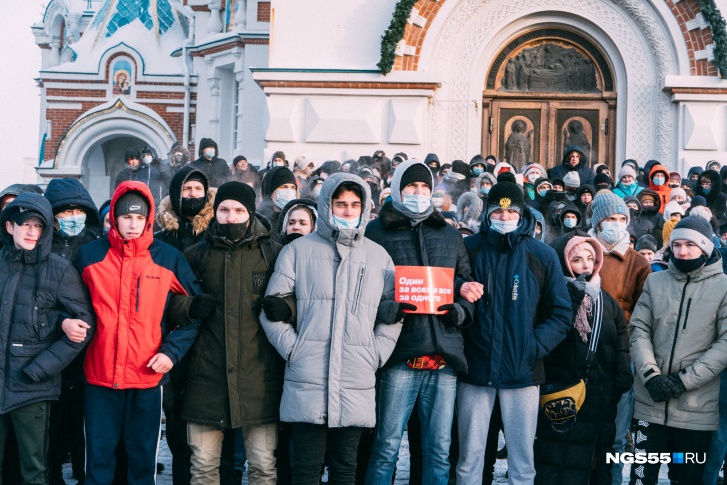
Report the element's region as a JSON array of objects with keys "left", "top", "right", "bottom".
[{"left": 664, "top": 86, "right": 727, "bottom": 94}]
